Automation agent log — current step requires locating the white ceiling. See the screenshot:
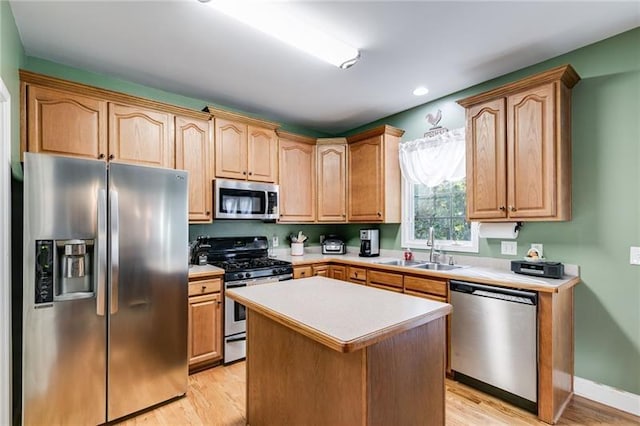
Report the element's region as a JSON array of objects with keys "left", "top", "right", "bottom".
[{"left": 9, "top": 1, "right": 640, "bottom": 135}]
